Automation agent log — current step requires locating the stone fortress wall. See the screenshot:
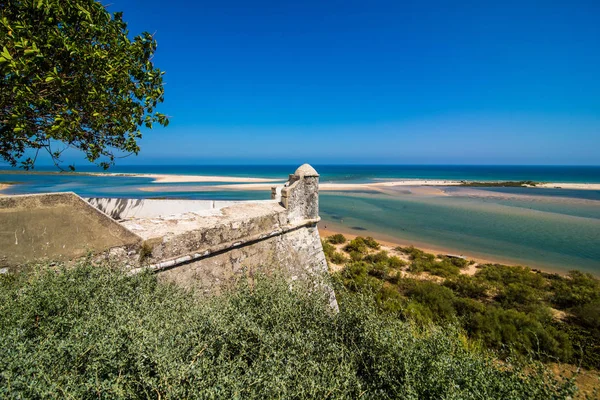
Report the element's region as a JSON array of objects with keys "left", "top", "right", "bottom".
[{"left": 0, "top": 164, "right": 335, "bottom": 307}]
